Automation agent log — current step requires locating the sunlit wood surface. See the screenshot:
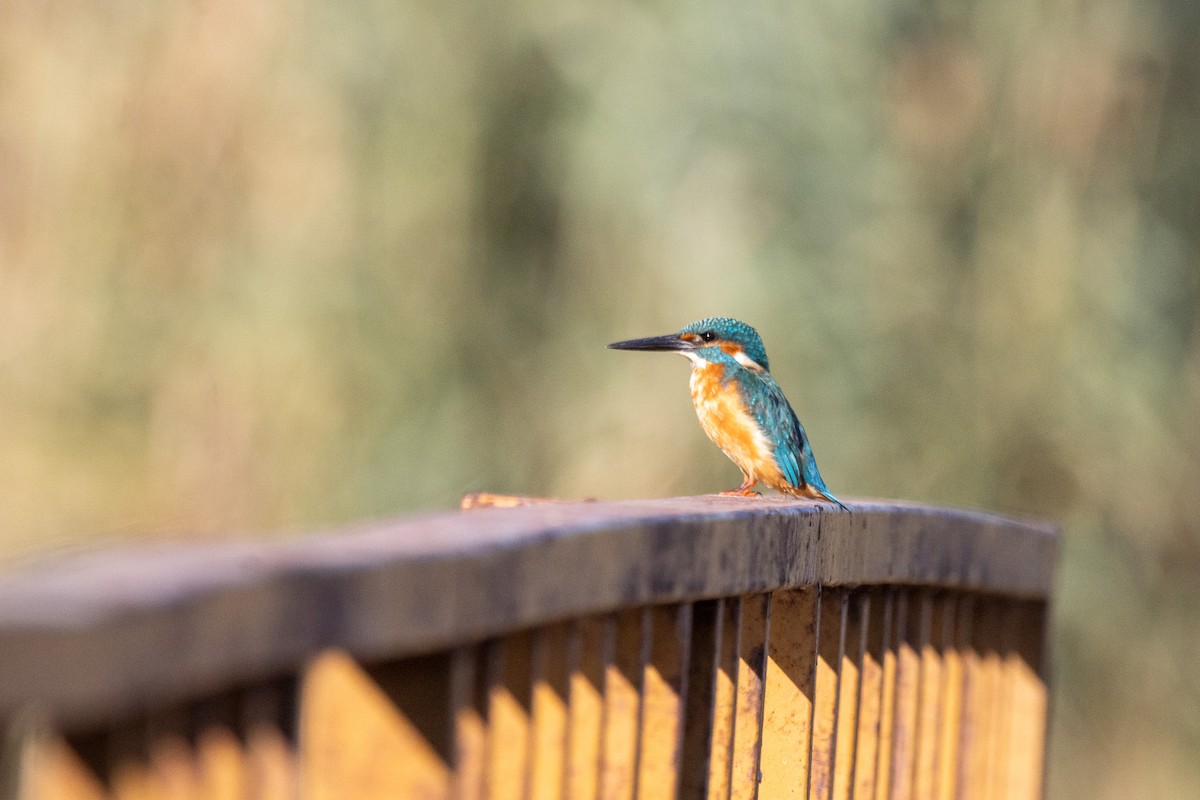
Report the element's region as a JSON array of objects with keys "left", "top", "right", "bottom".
[{"left": 0, "top": 496, "right": 1056, "bottom": 799}]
